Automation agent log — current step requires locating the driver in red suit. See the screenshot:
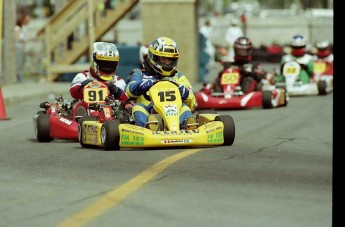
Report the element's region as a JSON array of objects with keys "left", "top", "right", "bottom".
[
  {"left": 313, "top": 40, "right": 333, "bottom": 75},
  {"left": 212, "top": 36, "right": 266, "bottom": 93},
  {"left": 70, "top": 42, "right": 128, "bottom": 102}
]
